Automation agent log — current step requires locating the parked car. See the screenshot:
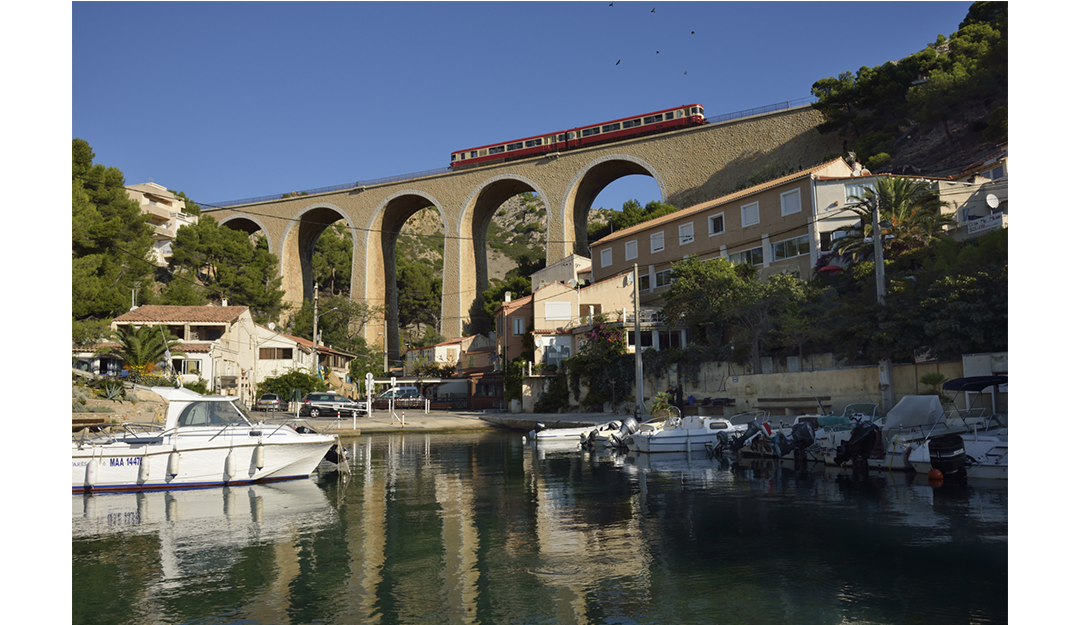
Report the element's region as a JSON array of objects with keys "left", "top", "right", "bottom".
[
  {"left": 299, "top": 392, "right": 367, "bottom": 418},
  {"left": 376, "top": 386, "right": 421, "bottom": 400},
  {"left": 255, "top": 393, "right": 283, "bottom": 412}
]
